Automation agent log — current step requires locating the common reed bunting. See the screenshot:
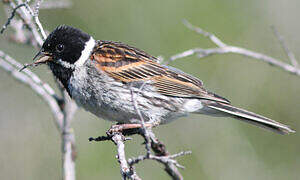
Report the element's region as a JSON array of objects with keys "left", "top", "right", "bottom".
[{"left": 22, "top": 25, "right": 295, "bottom": 134}]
